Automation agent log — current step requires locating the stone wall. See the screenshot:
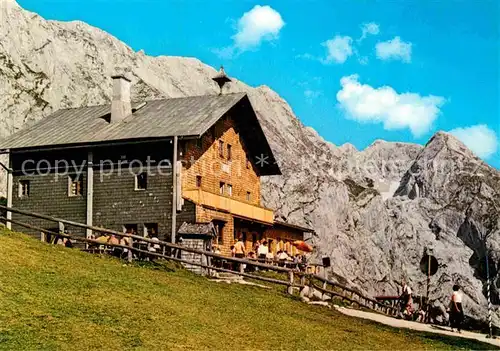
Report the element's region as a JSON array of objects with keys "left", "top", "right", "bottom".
[{"left": 180, "top": 237, "right": 211, "bottom": 275}]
